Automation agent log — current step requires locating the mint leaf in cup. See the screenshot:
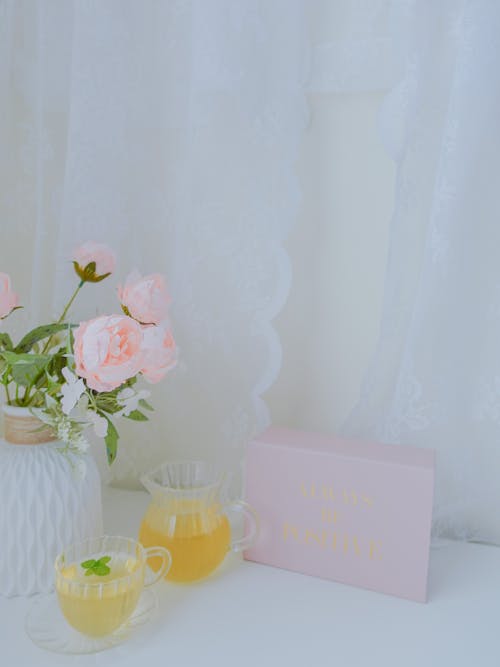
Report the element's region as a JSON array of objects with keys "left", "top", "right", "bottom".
[{"left": 81, "top": 556, "right": 111, "bottom": 576}]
